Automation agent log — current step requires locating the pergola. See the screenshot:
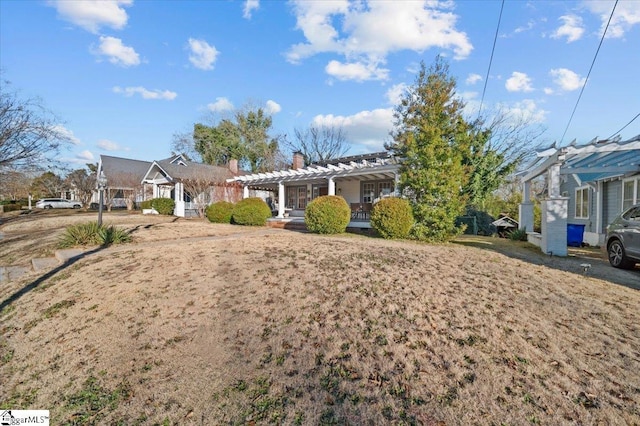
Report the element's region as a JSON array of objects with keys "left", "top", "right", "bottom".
[
  {"left": 518, "top": 135, "right": 640, "bottom": 255},
  {"left": 227, "top": 156, "right": 400, "bottom": 218}
]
